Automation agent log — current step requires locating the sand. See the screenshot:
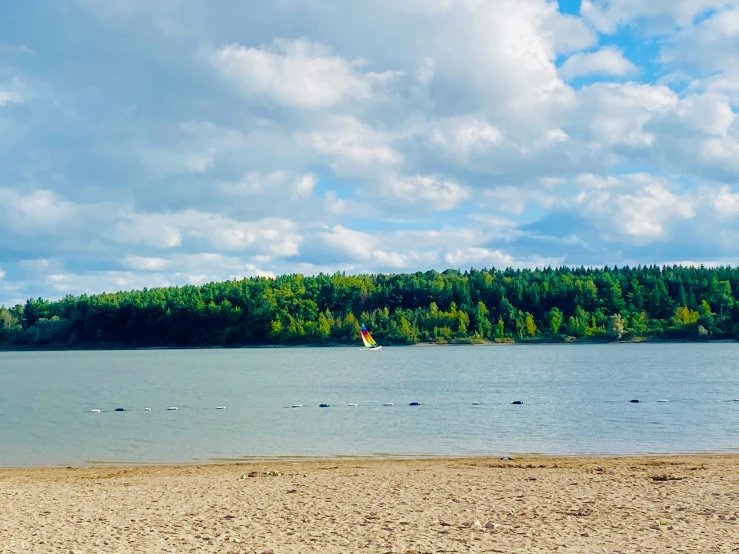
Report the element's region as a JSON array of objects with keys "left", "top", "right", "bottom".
[{"left": 1, "top": 455, "right": 738, "bottom": 553}]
